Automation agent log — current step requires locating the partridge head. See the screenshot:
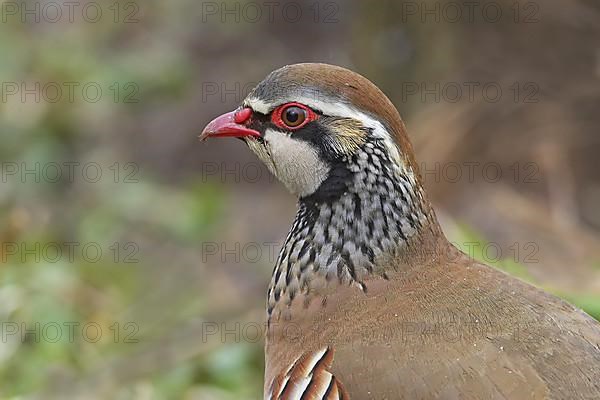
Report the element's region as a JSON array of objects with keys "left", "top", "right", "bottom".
[
  {"left": 201, "top": 64, "right": 443, "bottom": 312},
  {"left": 201, "top": 64, "right": 600, "bottom": 399}
]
